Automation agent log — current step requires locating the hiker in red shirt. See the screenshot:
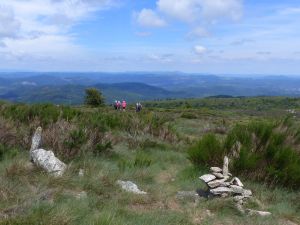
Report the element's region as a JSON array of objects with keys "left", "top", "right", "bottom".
[{"left": 122, "top": 100, "right": 127, "bottom": 111}]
